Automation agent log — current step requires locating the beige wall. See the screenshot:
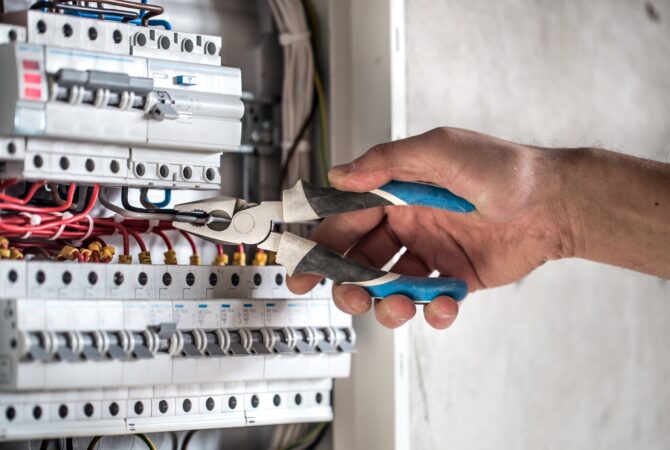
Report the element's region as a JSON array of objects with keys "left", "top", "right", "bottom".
[{"left": 406, "top": 1, "right": 670, "bottom": 449}]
